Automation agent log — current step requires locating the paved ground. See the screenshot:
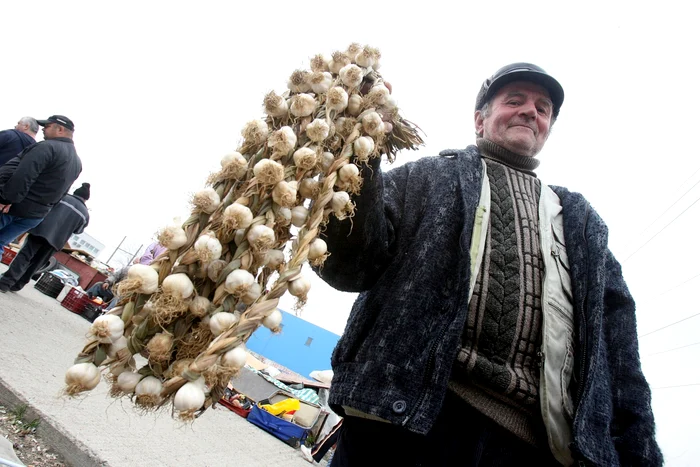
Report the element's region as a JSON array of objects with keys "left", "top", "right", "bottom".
[{"left": 0, "top": 264, "right": 314, "bottom": 467}]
